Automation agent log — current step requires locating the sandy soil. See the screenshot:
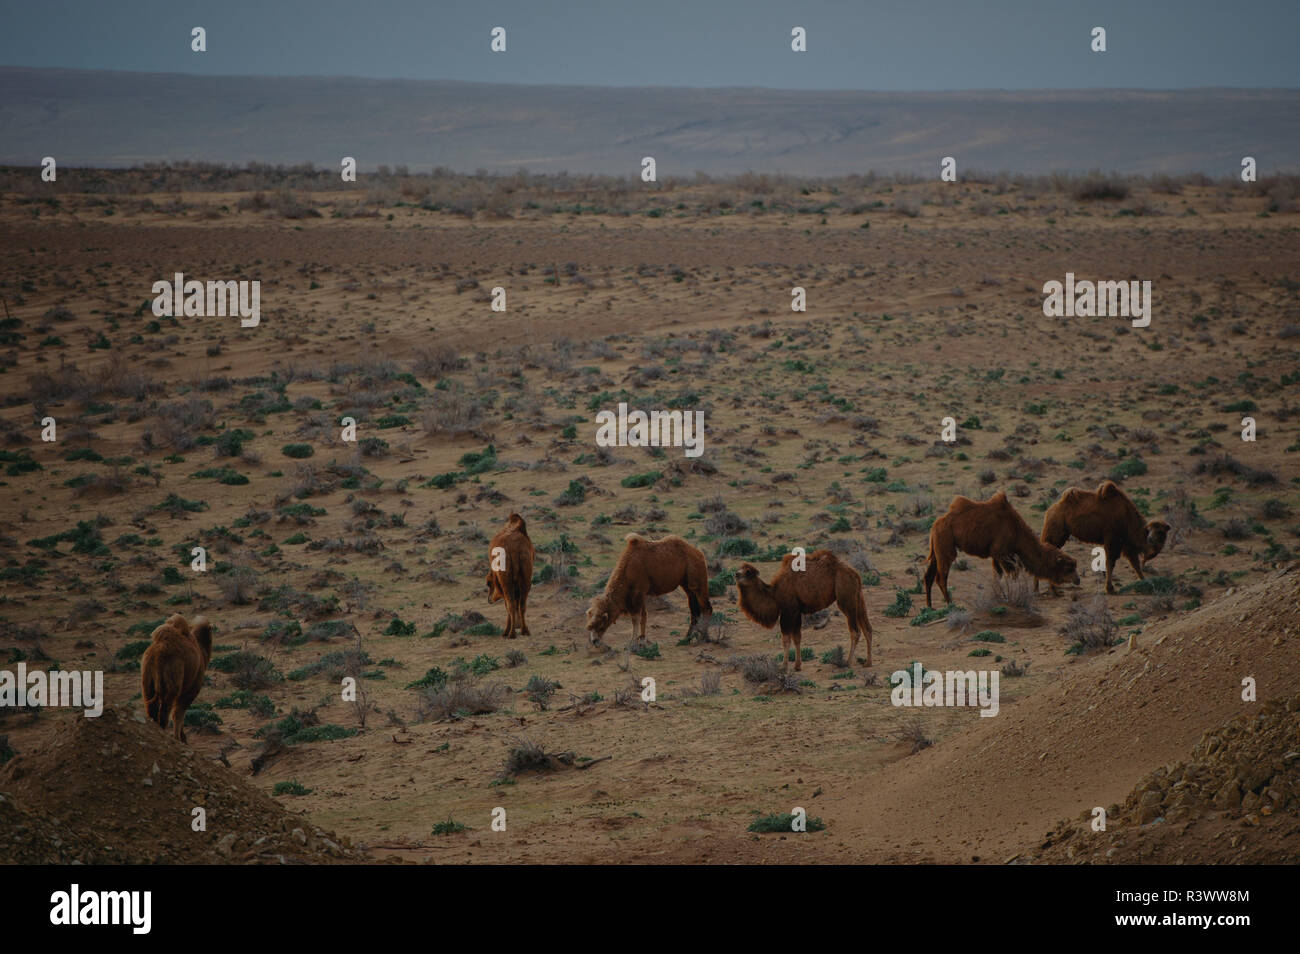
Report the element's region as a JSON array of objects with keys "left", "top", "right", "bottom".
[{"left": 0, "top": 178, "right": 1296, "bottom": 863}]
